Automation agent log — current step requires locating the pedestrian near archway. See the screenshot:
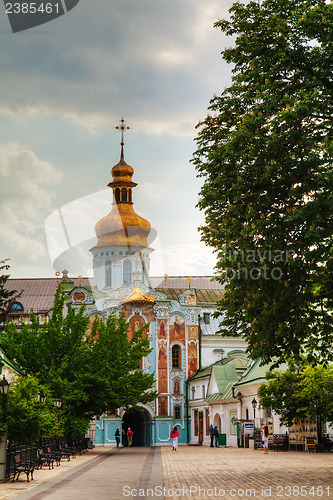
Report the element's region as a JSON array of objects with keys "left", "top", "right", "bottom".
[{"left": 170, "top": 426, "right": 179, "bottom": 451}]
